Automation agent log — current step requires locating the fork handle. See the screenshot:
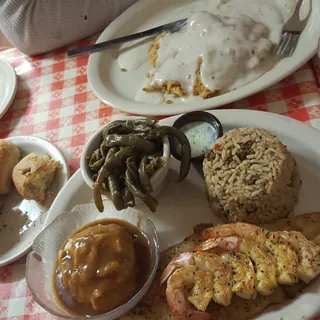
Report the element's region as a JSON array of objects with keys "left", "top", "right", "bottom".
[{"left": 68, "top": 25, "right": 166, "bottom": 58}]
